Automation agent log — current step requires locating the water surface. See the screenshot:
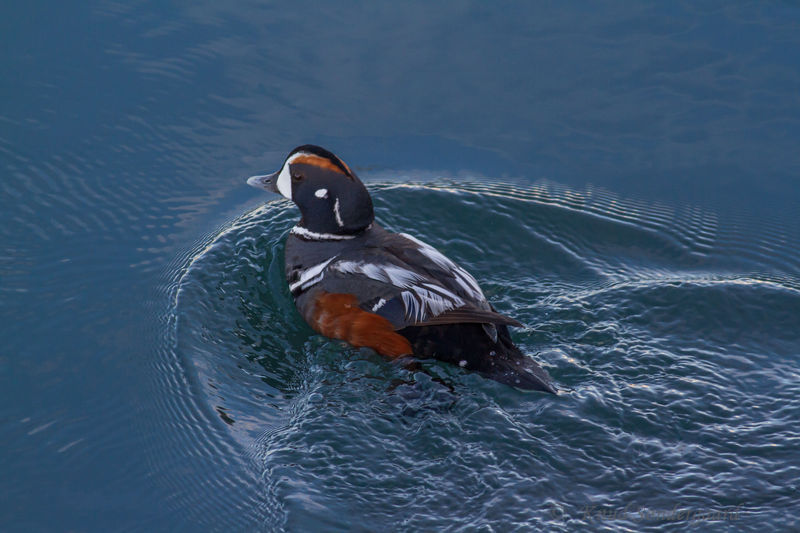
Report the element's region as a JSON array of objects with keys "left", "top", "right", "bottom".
[{"left": 2, "top": 1, "right": 800, "bottom": 531}]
